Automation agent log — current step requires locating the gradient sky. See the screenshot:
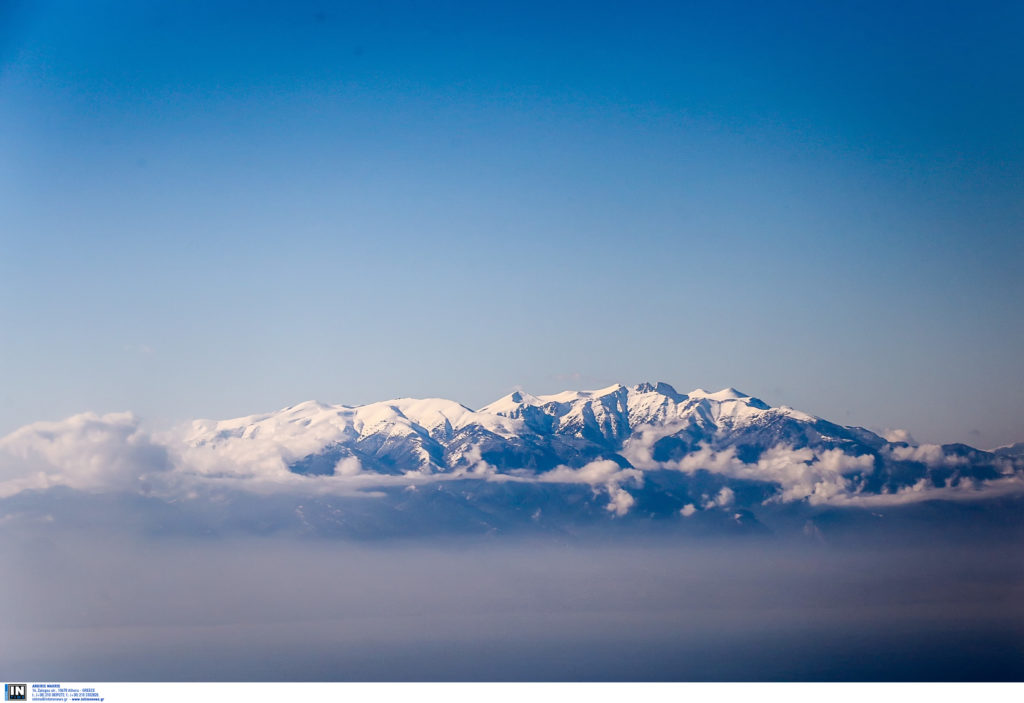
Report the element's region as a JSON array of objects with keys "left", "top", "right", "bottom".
[{"left": 1, "top": 0, "right": 1022, "bottom": 447}]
